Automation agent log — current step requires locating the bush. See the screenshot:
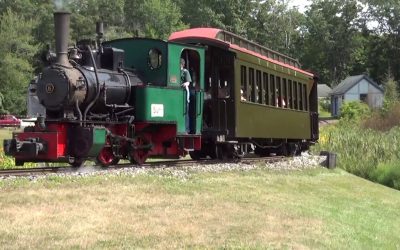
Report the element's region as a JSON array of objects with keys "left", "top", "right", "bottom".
[
  {"left": 340, "top": 101, "right": 370, "bottom": 121},
  {"left": 315, "top": 101, "right": 400, "bottom": 190},
  {"left": 0, "top": 147, "right": 16, "bottom": 168},
  {"left": 371, "top": 162, "right": 400, "bottom": 190},
  {"left": 314, "top": 122, "right": 400, "bottom": 181},
  {"left": 363, "top": 102, "right": 400, "bottom": 131},
  {"left": 319, "top": 98, "right": 330, "bottom": 112},
  {"left": 0, "top": 147, "right": 36, "bottom": 169}
]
